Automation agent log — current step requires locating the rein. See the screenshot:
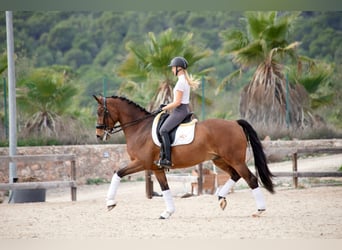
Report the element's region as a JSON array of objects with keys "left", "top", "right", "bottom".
[
  {"left": 96, "top": 97, "right": 156, "bottom": 138},
  {"left": 108, "top": 114, "right": 155, "bottom": 134}
]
